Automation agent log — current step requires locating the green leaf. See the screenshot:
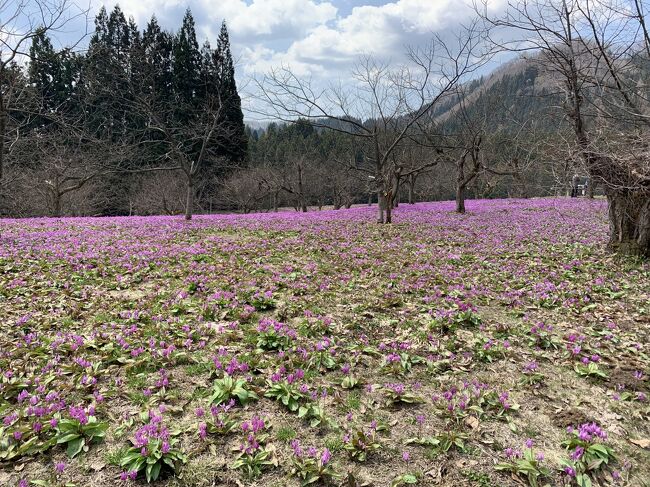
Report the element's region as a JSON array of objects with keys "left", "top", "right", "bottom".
[
  {"left": 56, "top": 433, "right": 81, "bottom": 444},
  {"left": 66, "top": 437, "right": 85, "bottom": 458},
  {"left": 150, "top": 461, "right": 162, "bottom": 482}
]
